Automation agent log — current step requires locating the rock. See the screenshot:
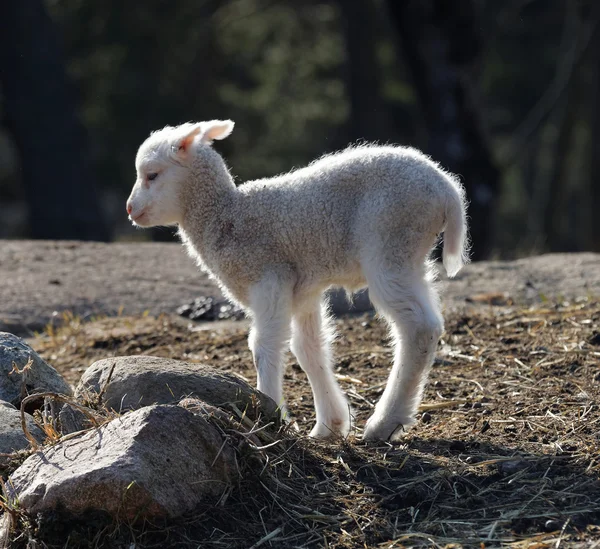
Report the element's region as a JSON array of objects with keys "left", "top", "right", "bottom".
[
  {"left": 75, "top": 356, "right": 278, "bottom": 422},
  {"left": 465, "top": 292, "right": 512, "bottom": 306},
  {"left": 544, "top": 519, "right": 561, "bottom": 532},
  {"left": 588, "top": 331, "right": 600, "bottom": 346},
  {"left": 177, "top": 296, "right": 245, "bottom": 321},
  {"left": 498, "top": 458, "right": 531, "bottom": 475},
  {"left": 0, "top": 514, "right": 10, "bottom": 549},
  {"left": 0, "top": 332, "right": 72, "bottom": 408},
  {"left": 420, "top": 412, "right": 432, "bottom": 423},
  {"left": 0, "top": 400, "right": 44, "bottom": 465},
  {"left": 58, "top": 403, "right": 89, "bottom": 435},
  {"left": 7, "top": 405, "right": 235, "bottom": 519},
  {"left": 327, "top": 289, "right": 373, "bottom": 315}
]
